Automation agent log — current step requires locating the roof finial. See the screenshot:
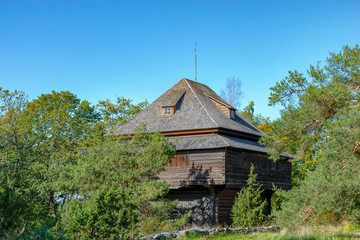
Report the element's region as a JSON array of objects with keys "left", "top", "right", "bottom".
[{"left": 194, "top": 42, "right": 197, "bottom": 81}]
